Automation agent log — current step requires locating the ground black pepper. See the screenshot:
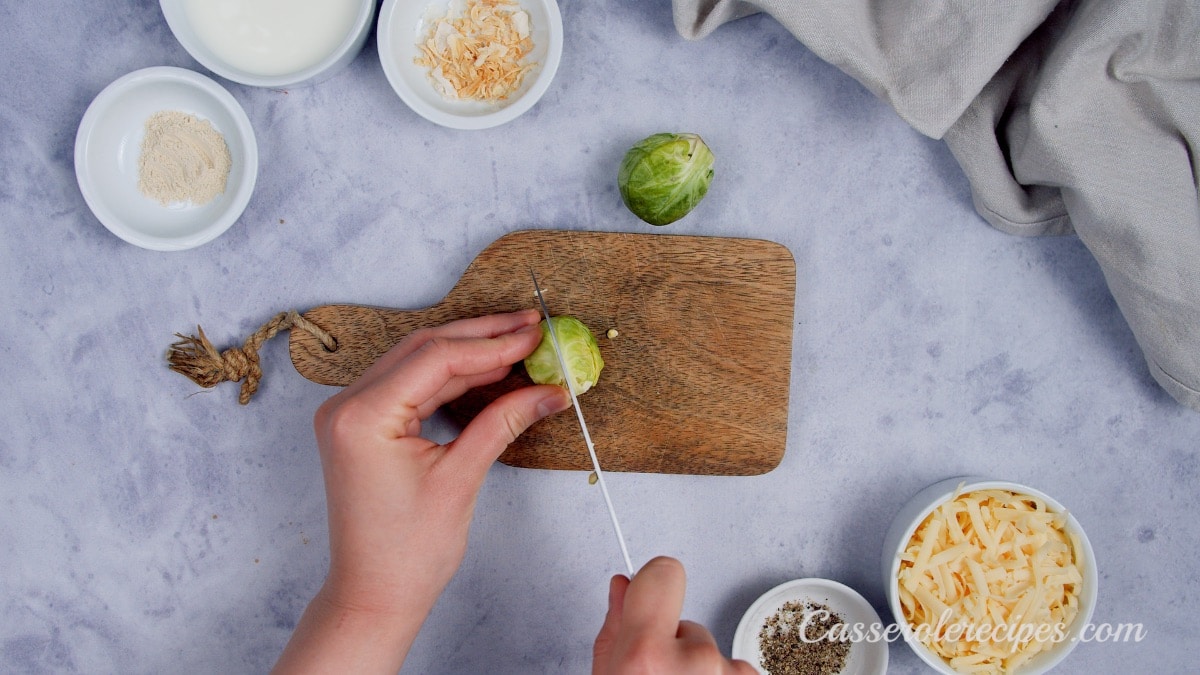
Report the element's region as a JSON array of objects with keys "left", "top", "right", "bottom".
[{"left": 757, "top": 599, "right": 851, "bottom": 675}]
